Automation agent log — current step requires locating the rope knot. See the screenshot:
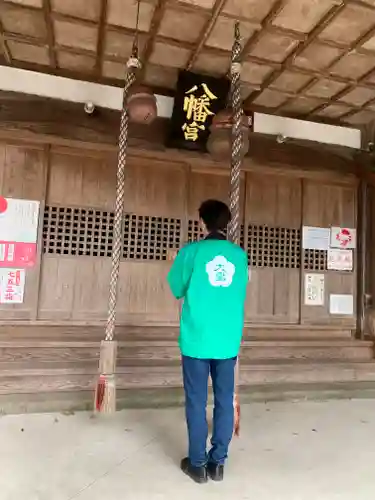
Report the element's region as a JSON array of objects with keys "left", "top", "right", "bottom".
[
  {"left": 127, "top": 57, "right": 142, "bottom": 70},
  {"left": 231, "top": 62, "right": 242, "bottom": 75}
]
